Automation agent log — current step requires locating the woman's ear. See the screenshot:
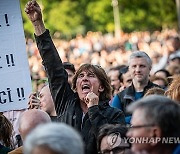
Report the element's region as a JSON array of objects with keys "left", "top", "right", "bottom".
[{"left": 98, "top": 85, "right": 104, "bottom": 92}]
